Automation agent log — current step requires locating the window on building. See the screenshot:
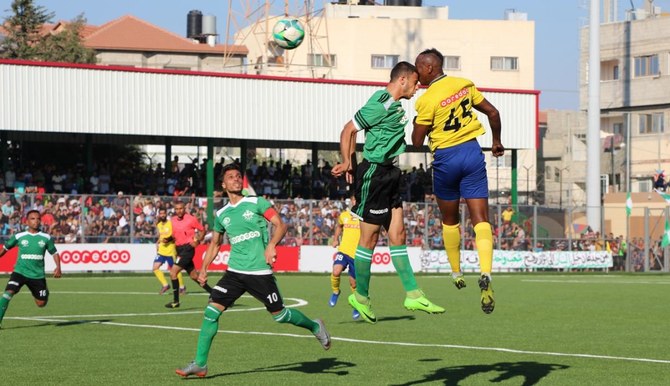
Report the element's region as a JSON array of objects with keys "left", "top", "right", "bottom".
[
  {"left": 639, "top": 113, "right": 665, "bottom": 134},
  {"left": 612, "top": 122, "right": 624, "bottom": 136},
  {"left": 490, "top": 56, "right": 518, "bottom": 71},
  {"left": 634, "top": 54, "right": 659, "bottom": 77},
  {"left": 600, "top": 59, "right": 619, "bottom": 81},
  {"left": 638, "top": 180, "right": 652, "bottom": 192},
  {"left": 308, "top": 54, "right": 336, "bottom": 67},
  {"left": 371, "top": 55, "right": 399, "bottom": 69},
  {"left": 444, "top": 55, "right": 460, "bottom": 70}
]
